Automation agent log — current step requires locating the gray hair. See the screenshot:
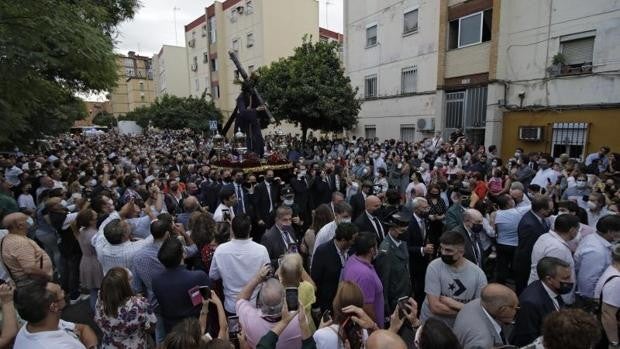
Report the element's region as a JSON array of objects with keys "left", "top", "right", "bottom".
[
  {"left": 259, "top": 278, "right": 284, "bottom": 317},
  {"left": 411, "top": 197, "right": 428, "bottom": 210},
  {"left": 510, "top": 181, "right": 525, "bottom": 191}
]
